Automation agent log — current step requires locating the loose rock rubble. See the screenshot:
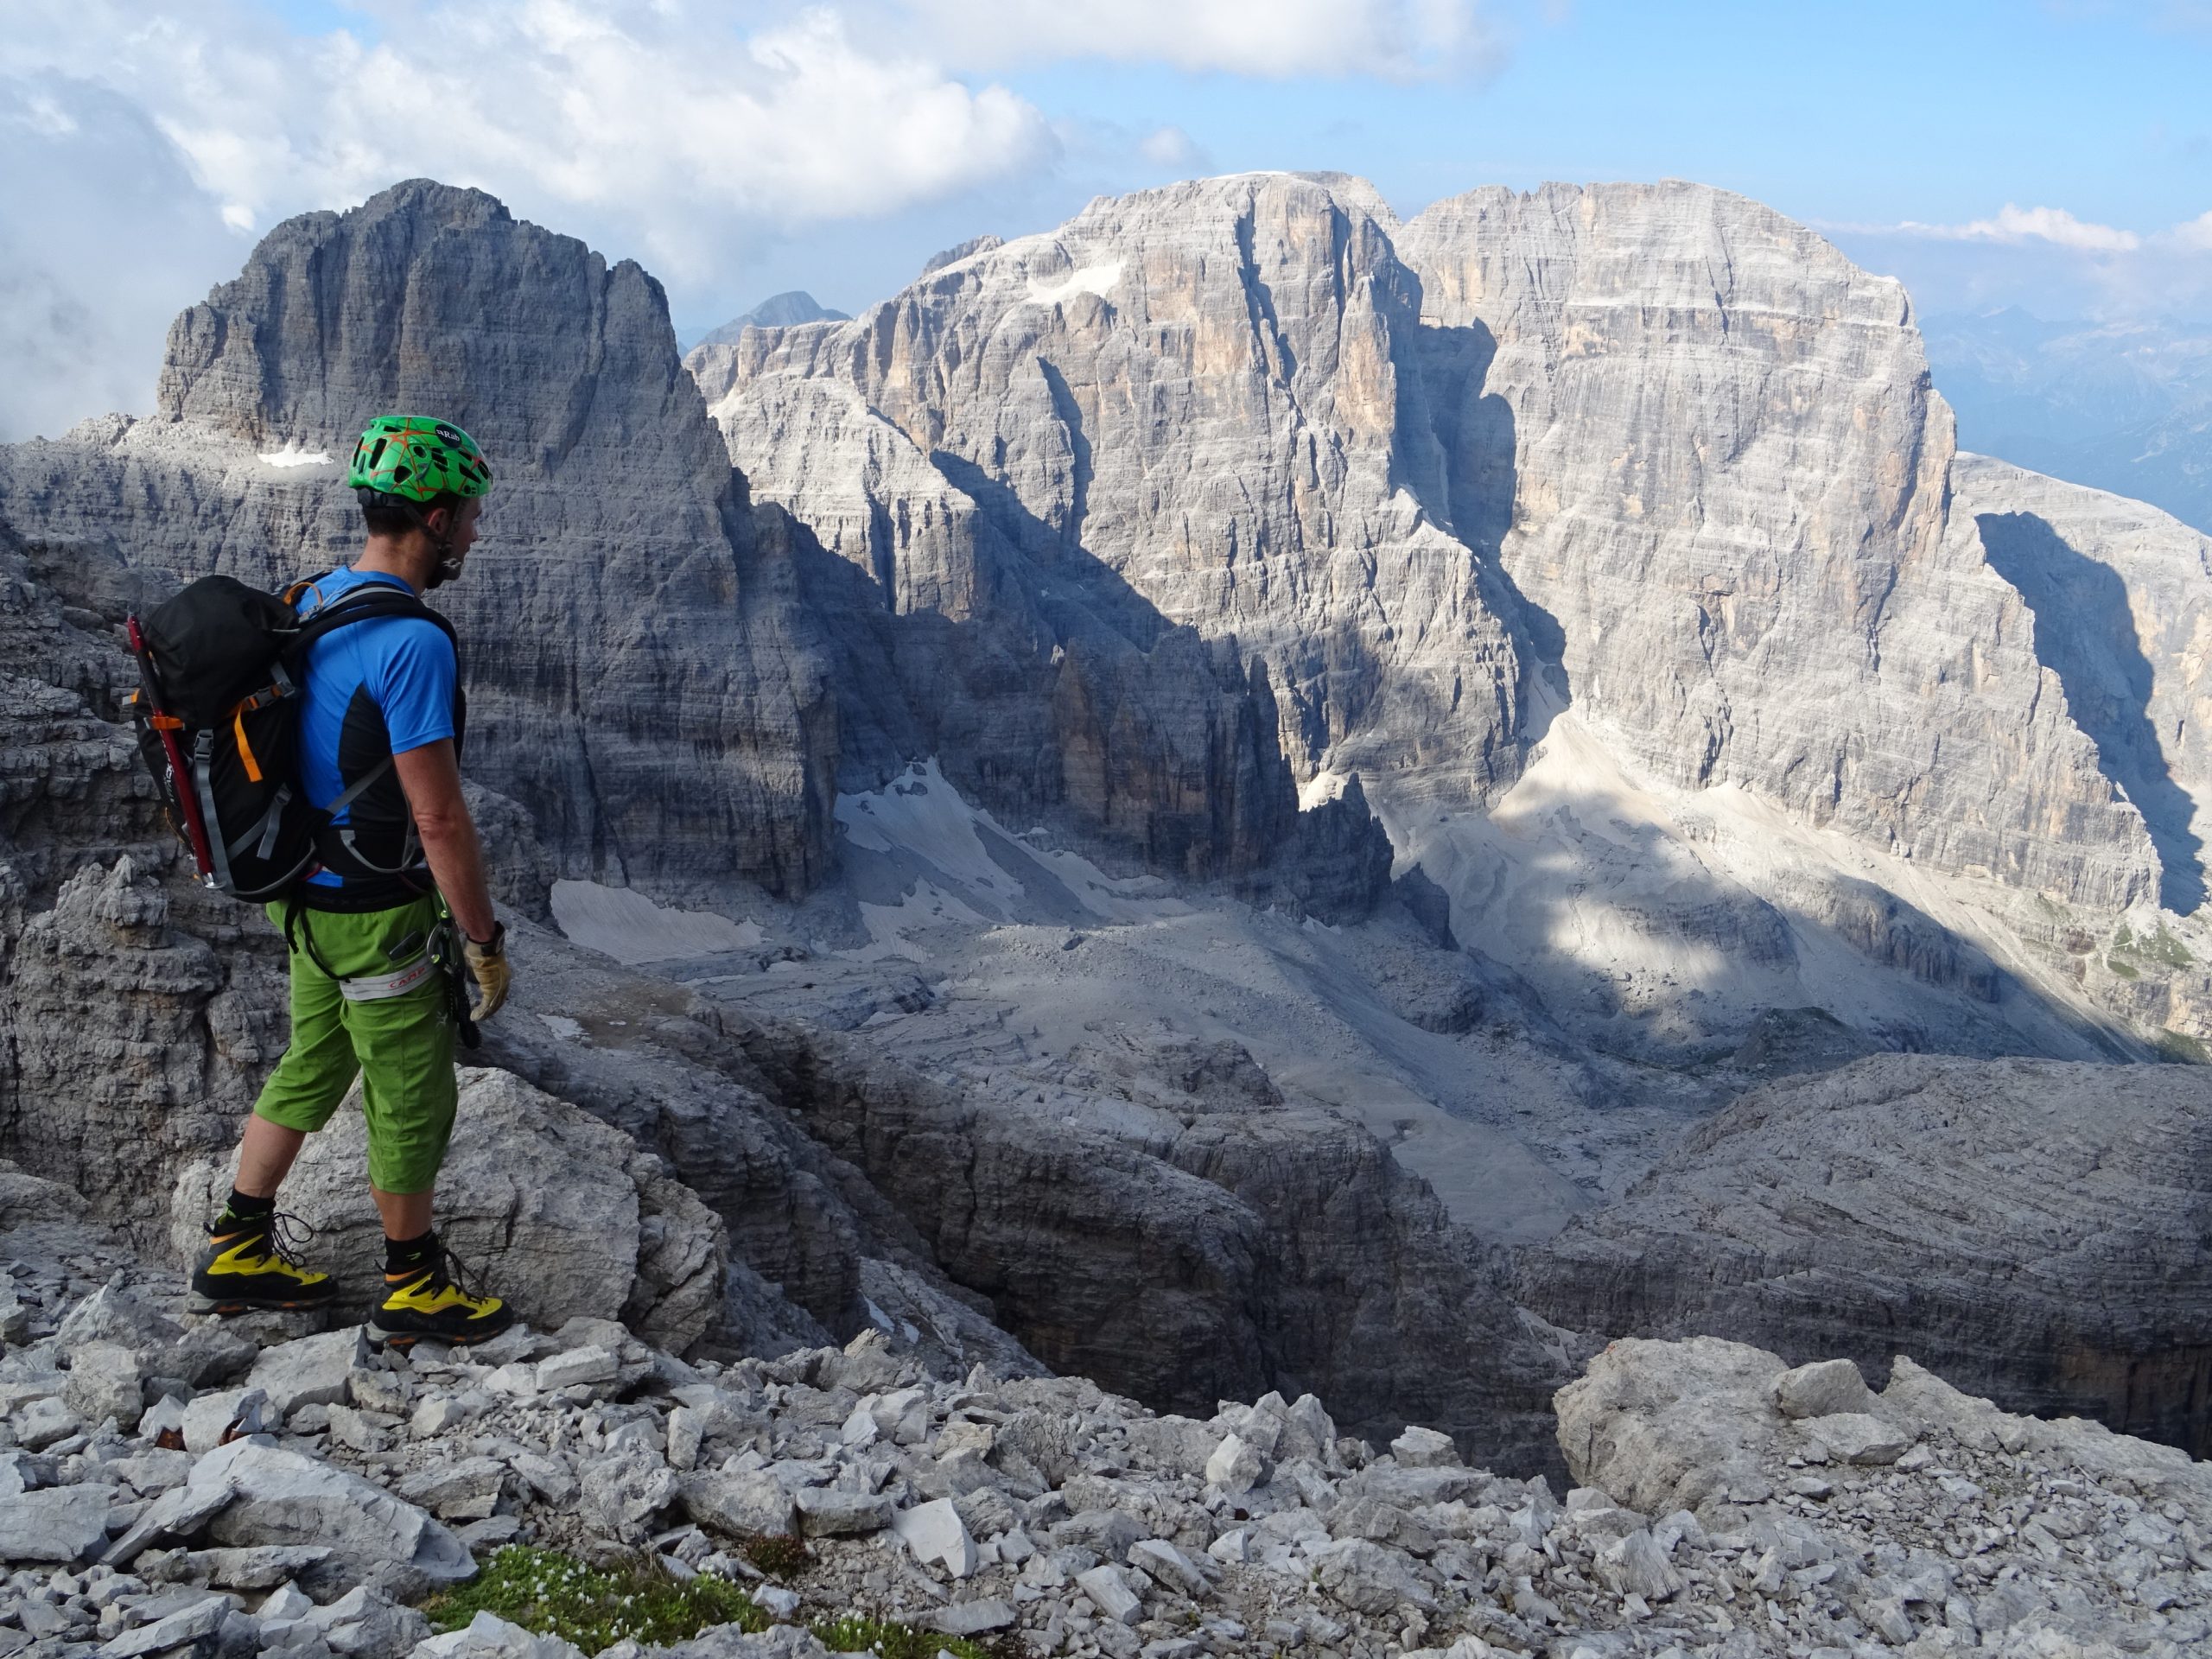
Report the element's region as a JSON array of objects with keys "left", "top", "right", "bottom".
[{"left": 5, "top": 1152, "right": 2208, "bottom": 1659}]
